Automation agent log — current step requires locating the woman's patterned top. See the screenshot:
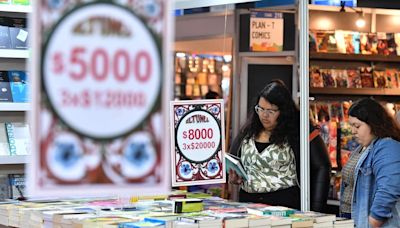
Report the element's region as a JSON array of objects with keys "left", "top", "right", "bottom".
[{"left": 240, "top": 137, "right": 298, "bottom": 193}]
